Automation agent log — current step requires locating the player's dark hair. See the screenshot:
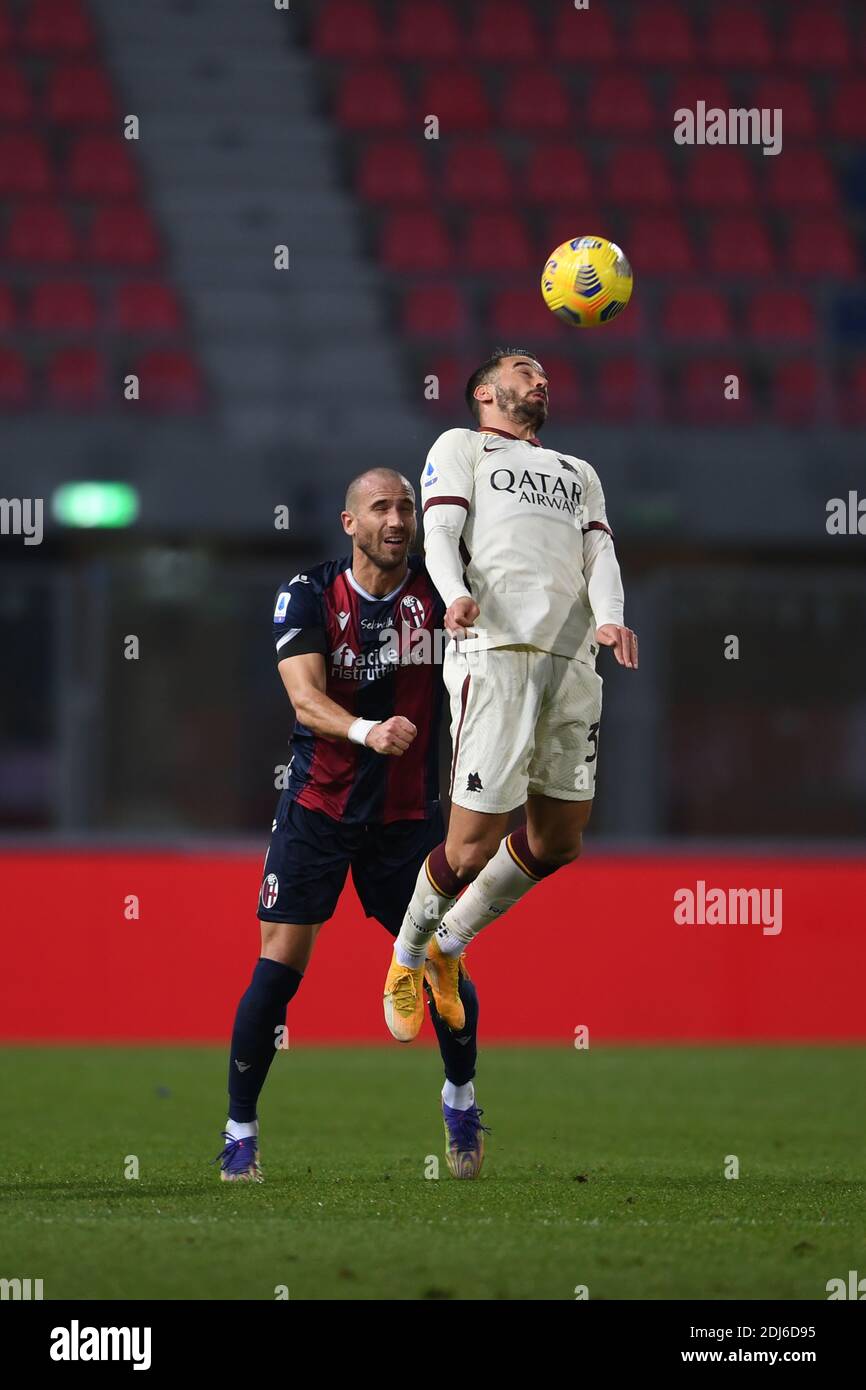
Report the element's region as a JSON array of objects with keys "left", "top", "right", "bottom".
[{"left": 465, "top": 347, "right": 543, "bottom": 423}]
